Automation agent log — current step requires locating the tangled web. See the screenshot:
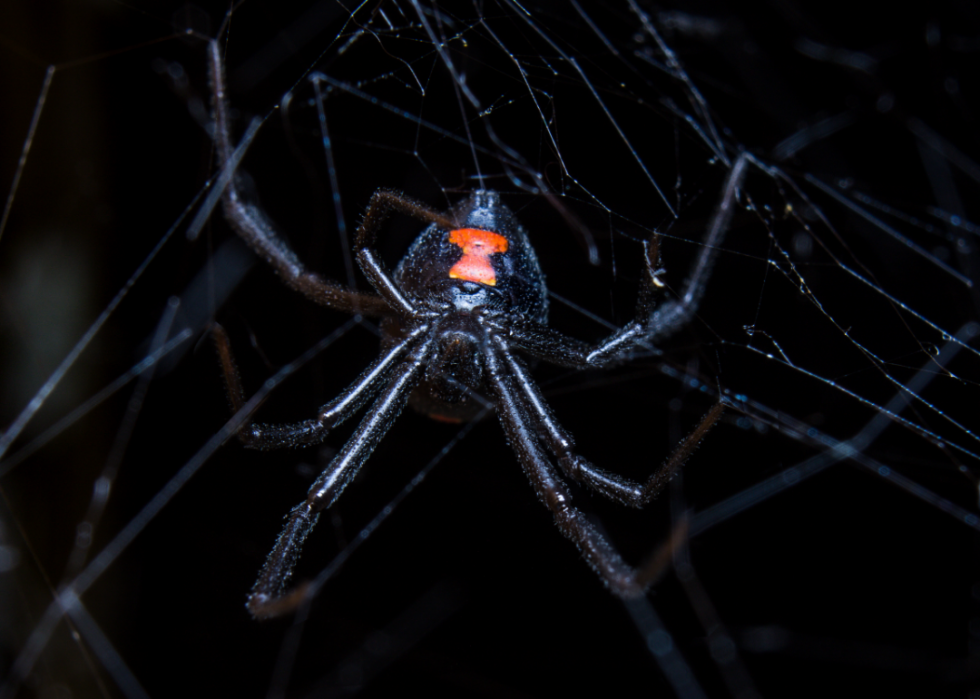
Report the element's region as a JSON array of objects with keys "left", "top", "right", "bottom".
[{"left": 1, "top": 1, "right": 978, "bottom": 697}]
